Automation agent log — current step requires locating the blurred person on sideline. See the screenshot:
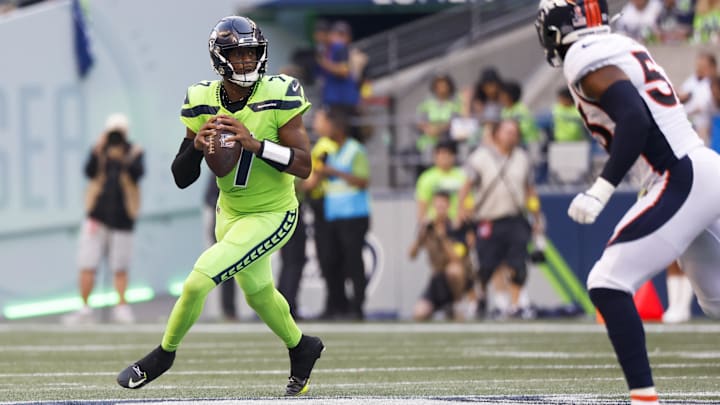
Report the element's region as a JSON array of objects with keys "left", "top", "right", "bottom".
[
  {"left": 304, "top": 108, "right": 338, "bottom": 319},
  {"left": 415, "top": 140, "right": 467, "bottom": 224},
  {"left": 499, "top": 81, "right": 545, "bottom": 182},
  {"left": 116, "top": 16, "right": 324, "bottom": 396},
  {"left": 305, "top": 107, "right": 370, "bottom": 320},
  {"left": 471, "top": 67, "right": 504, "bottom": 126},
  {"left": 552, "top": 87, "right": 587, "bottom": 142},
  {"left": 316, "top": 20, "right": 359, "bottom": 111},
  {"left": 692, "top": 0, "right": 720, "bottom": 43},
  {"left": 409, "top": 190, "right": 475, "bottom": 321},
  {"left": 680, "top": 52, "right": 718, "bottom": 142},
  {"left": 415, "top": 74, "right": 462, "bottom": 176},
  {"left": 616, "top": 0, "right": 664, "bottom": 42},
  {"left": 499, "top": 81, "right": 542, "bottom": 146},
  {"left": 663, "top": 261, "right": 696, "bottom": 322},
  {"left": 64, "top": 113, "right": 144, "bottom": 324},
  {"left": 655, "top": 0, "right": 696, "bottom": 43},
  {"left": 289, "top": 19, "right": 330, "bottom": 87},
  {"left": 202, "top": 175, "right": 238, "bottom": 321},
  {"left": 457, "top": 119, "right": 542, "bottom": 319},
  {"left": 277, "top": 179, "right": 308, "bottom": 320}
]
